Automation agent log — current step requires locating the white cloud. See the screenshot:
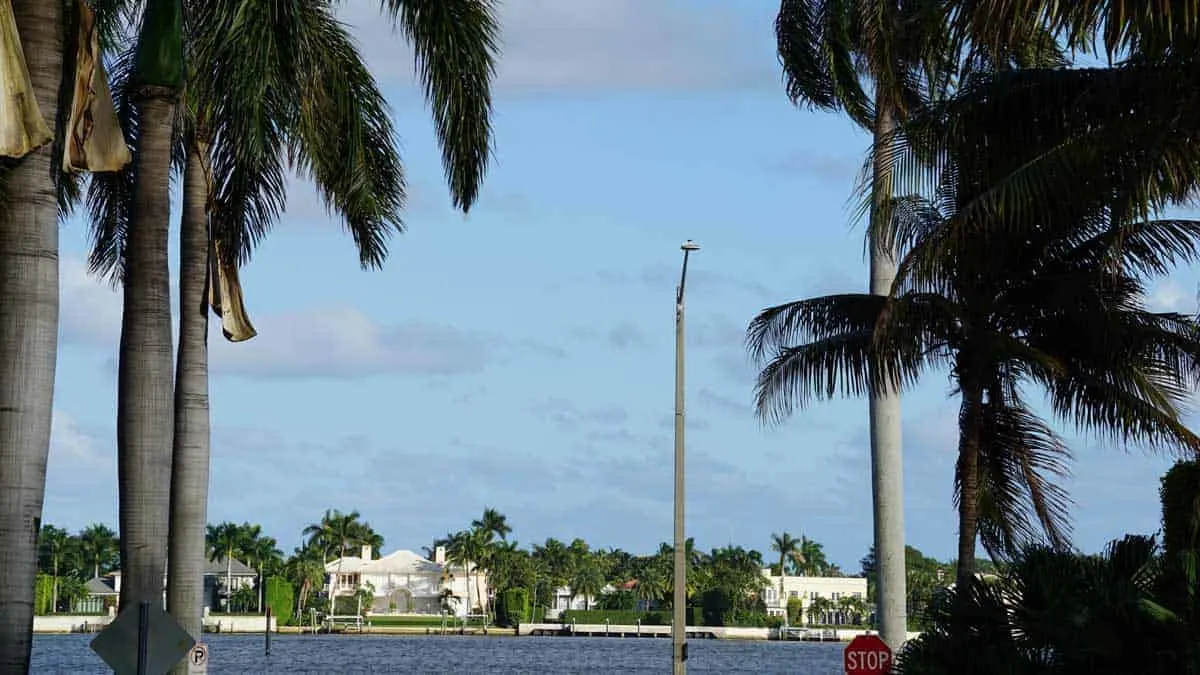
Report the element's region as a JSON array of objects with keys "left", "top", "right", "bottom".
[
  {"left": 209, "top": 308, "right": 488, "bottom": 379},
  {"left": 59, "top": 255, "right": 490, "bottom": 380},
  {"left": 339, "top": 0, "right": 775, "bottom": 94}
]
